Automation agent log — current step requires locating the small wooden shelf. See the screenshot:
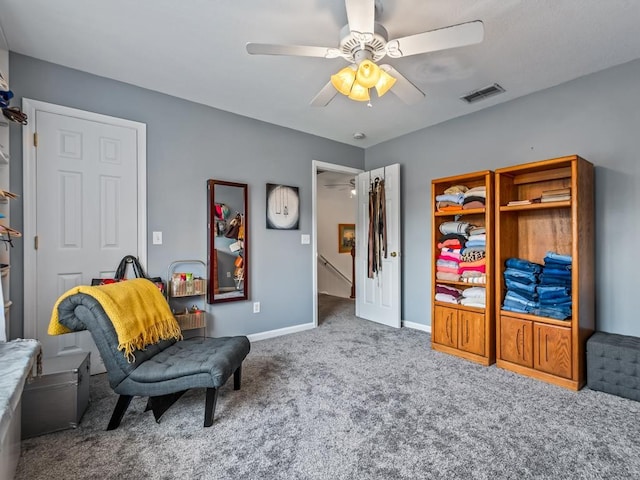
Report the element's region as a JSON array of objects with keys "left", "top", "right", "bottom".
[
  {"left": 434, "top": 301, "right": 486, "bottom": 314},
  {"left": 434, "top": 207, "right": 486, "bottom": 217},
  {"left": 499, "top": 201, "right": 571, "bottom": 212},
  {"left": 435, "top": 279, "right": 486, "bottom": 288},
  {"left": 499, "top": 310, "right": 572, "bottom": 327}
]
